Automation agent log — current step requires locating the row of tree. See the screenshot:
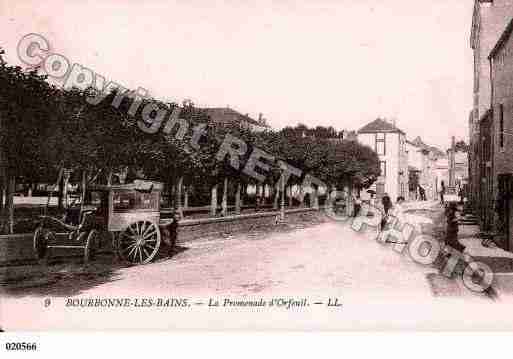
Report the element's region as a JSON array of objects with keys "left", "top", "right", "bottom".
[{"left": 0, "top": 49, "right": 380, "bottom": 232}]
